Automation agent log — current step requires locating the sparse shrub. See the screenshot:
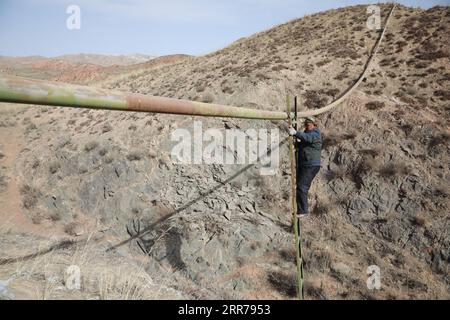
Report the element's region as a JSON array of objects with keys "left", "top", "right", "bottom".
[
  {"left": 64, "top": 221, "right": 83, "bottom": 236},
  {"left": 304, "top": 249, "right": 332, "bottom": 273},
  {"left": 49, "top": 212, "right": 62, "bottom": 221},
  {"left": 415, "top": 61, "right": 429, "bottom": 69},
  {"left": 395, "top": 40, "right": 407, "bottom": 50},
  {"left": 418, "top": 82, "right": 428, "bottom": 88},
  {"left": 102, "top": 124, "right": 113, "bottom": 133},
  {"left": 221, "top": 86, "right": 235, "bottom": 94},
  {"left": 78, "top": 165, "right": 88, "bottom": 174},
  {"left": 0, "top": 119, "right": 16, "bottom": 127},
  {"left": 387, "top": 71, "right": 397, "bottom": 78},
  {"left": 403, "top": 276, "right": 428, "bottom": 291},
  {"left": 342, "top": 131, "right": 357, "bottom": 140},
  {"left": 78, "top": 120, "right": 91, "bottom": 129},
  {"left": 432, "top": 185, "right": 448, "bottom": 198},
  {"left": 271, "top": 64, "right": 289, "bottom": 71},
  {"left": 25, "top": 123, "right": 37, "bottom": 132},
  {"left": 395, "top": 91, "right": 415, "bottom": 105},
  {"left": 303, "top": 90, "right": 328, "bottom": 109},
  {"left": 380, "top": 58, "right": 394, "bottom": 66},
  {"left": 316, "top": 59, "right": 331, "bottom": 67},
  {"left": 355, "top": 157, "right": 378, "bottom": 175},
  {"left": 305, "top": 281, "right": 326, "bottom": 299},
  {"left": 334, "top": 71, "right": 348, "bottom": 81},
  {"left": 255, "top": 72, "right": 270, "bottom": 81},
  {"left": 302, "top": 63, "right": 314, "bottom": 74},
  {"left": 428, "top": 132, "right": 450, "bottom": 149},
  {"left": 129, "top": 124, "right": 137, "bottom": 131},
  {"left": 131, "top": 207, "right": 141, "bottom": 216},
  {"left": 399, "top": 124, "right": 413, "bottom": 136},
  {"left": 434, "top": 90, "right": 450, "bottom": 101},
  {"left": 196, "top": 84, "right": 206, "bottom": 93},
  {"left": 332, "top": 193, "right": 349, "bottom": 208},
  {"left": 98, "top": 148, "right": 108, "bottom": 156},
  {"left": 84, "top": 141, "right": 99, "bottom": 152},
  {"left": 313, "top": 200, "right": 331, "bottom": 215},
  {"left": 379, "top": 162, "right": 411, "bottom": 178},
  {"left": 20, "top": 184, "right": 40, "bottom": 209},
  {"left": 49, "top": 161, "right": 60, "bottom": 174},
  {"left": 373, "top": 89, "right": 383, "bottom": 95},
  {"left": 279, "top": 248, "right": 296, "bottom": 263},
  {"left": 411, "top": 215, "right": 428, "bottom": 227},
  {"left": 322, "top": 132, "right": 340, "bottom": 149},
  {"left": 202, "top": 93, "right": 214, "bottom": 103},
  {"left": 267, "top": 271, "right": 296, "bottom": 297},
  {"left": 365, "top": 101, "right": 385, "bottom": 110},
  {"left": 104, "top": 155, "right": 114, "bottom": 164},
  {"left": 349, "top": 157, "right": 378, "bottom": 190},
  {"left": 31, "top": 214, "right": 43, "bottom": 224},
  {"left": 325, "top": 166, "right": 347, "bottom": 181},
  {"left": 331, "top": 47, "right": 359, "bottom": 60},
  {"left": 441, "top": 73, "right": 450, "bottom": 82},
  {"left": 0, "top": 171, "right": 7, "bottom": 191},
  {"left": 250, "top": 241, "right": 262, "bottom": 250},
  {"left": 323, "top": 88, "right": 339, "bottom": 98},
  {"left": 358, "top": 148, "right": 380, "bottom": 157},
  {"left": 127, "top": 151, "right": 143, "bottom": 161},
  {"left": 416, "top": 50, "right": 448, "bottom": 61}
]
